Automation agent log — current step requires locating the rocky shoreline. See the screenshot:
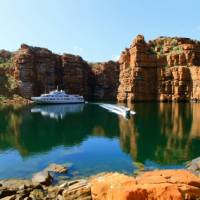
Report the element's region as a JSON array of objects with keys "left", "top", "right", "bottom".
[
  {"left": 0, "top": 158, "right": 200, "bottom": 200},
  {"left": 1, "top": 169, "right": 200, "bottom": 200},
  {"left": 0, "top": 95, "right": 32, "bottom": 106}
]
